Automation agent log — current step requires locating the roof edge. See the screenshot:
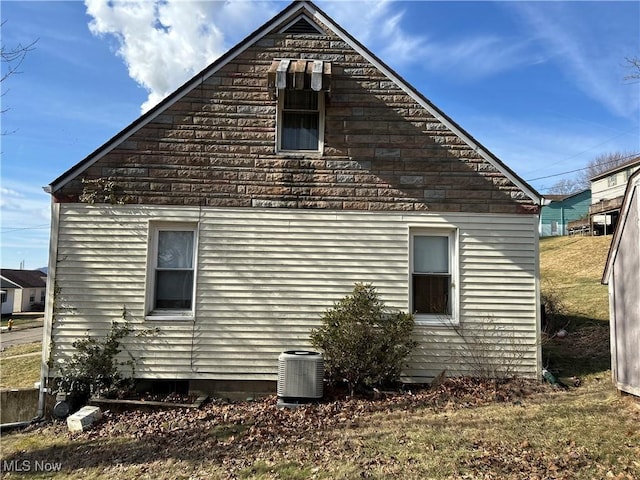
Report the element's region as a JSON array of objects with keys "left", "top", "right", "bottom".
[
  {"left": 602, "top": 168, "right": 640, "bottom": 284},
  {"left": 590, "top": 157, "right": 640, "bottom": 182}
]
